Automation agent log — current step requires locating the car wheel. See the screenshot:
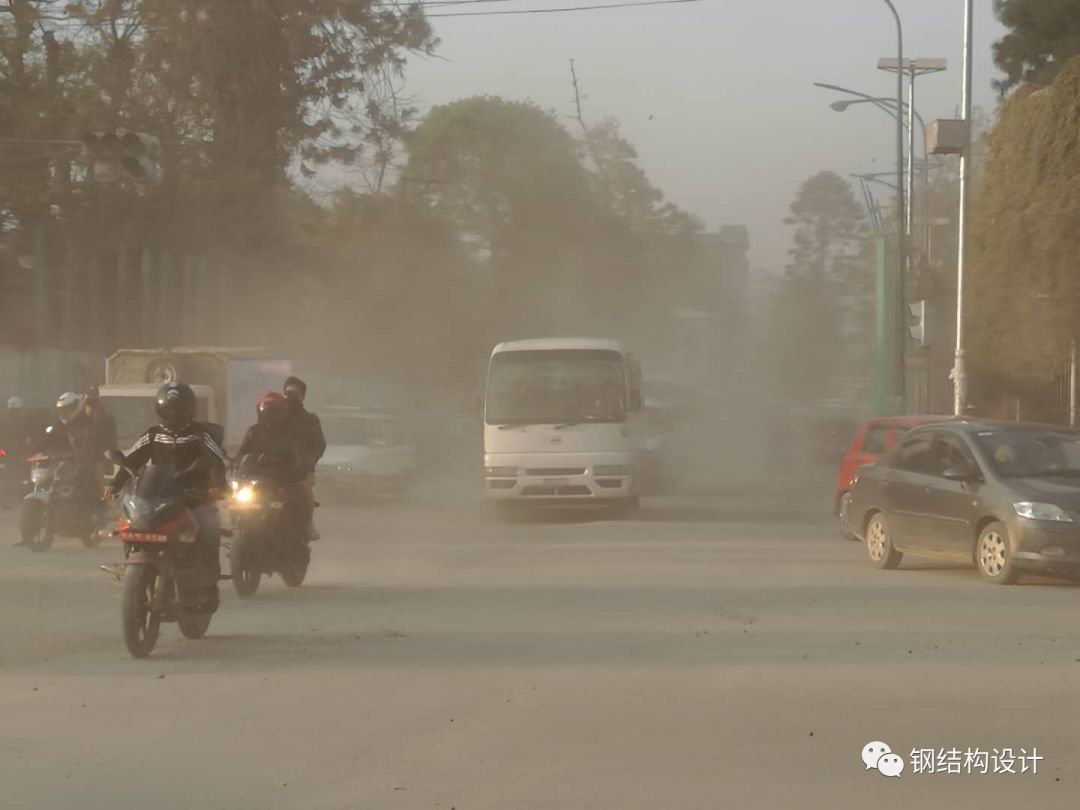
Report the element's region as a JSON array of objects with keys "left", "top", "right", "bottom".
[
  {"left": 866, "top": 513, "right": 902, "bottom": 570},
  {"left": 837, "top": 492, "right": 857, "bottom": 541},
  {"left": 976, "top": 521, "right": 1021, "bottom": 585}
]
